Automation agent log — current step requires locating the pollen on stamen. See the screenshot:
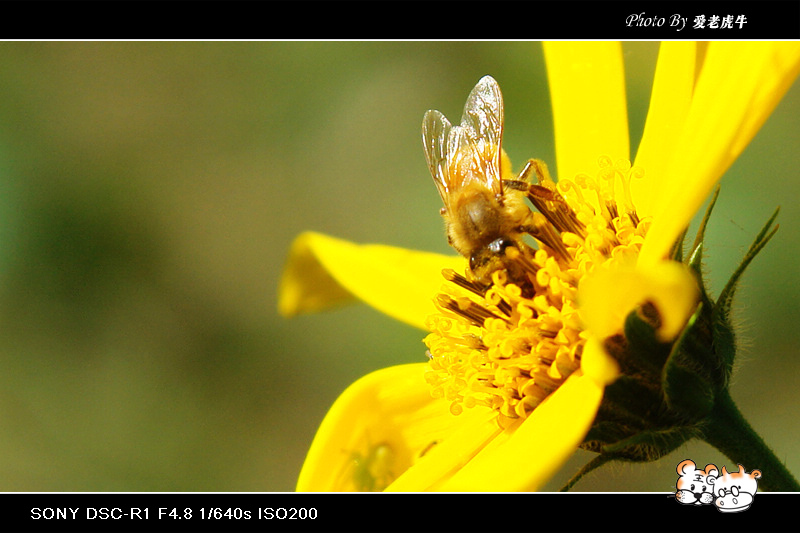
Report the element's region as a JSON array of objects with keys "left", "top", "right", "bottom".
[{"left": 424, "top": 158, "right": 650, "bottom": 426}]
